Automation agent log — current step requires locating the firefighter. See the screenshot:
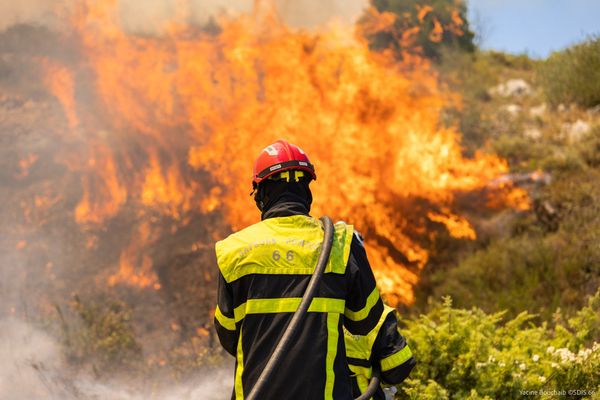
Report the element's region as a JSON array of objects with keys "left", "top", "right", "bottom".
[{"left": 213, "top": 139, "right": 415, "bottom": 399}]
